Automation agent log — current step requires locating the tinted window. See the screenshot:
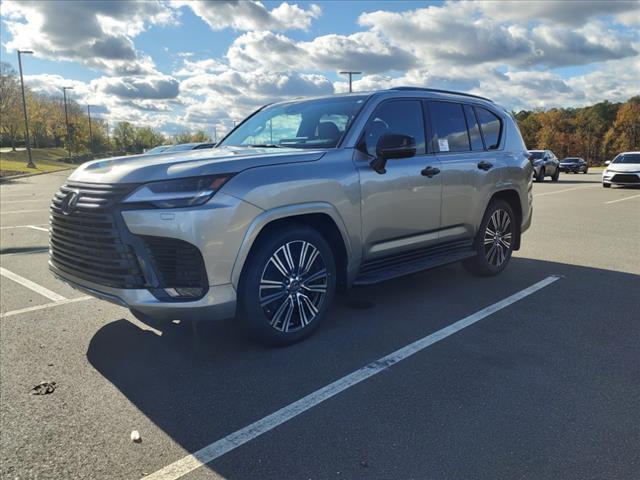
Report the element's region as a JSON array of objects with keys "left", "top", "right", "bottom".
[
  {"left": 429, "top": 101, "right": 470, "bottom": 153},
  {"left": 361, "top": 100, "right": 426, "bottom": 157},
  {"left": 529, "top": 151, "right": 545, "bottom": 159},
  {"left": 476, "top": 107, "right": 502, "bottom": 149},
  {"left": 463, "top": 104, "right": 484, "bottom": 151}
]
